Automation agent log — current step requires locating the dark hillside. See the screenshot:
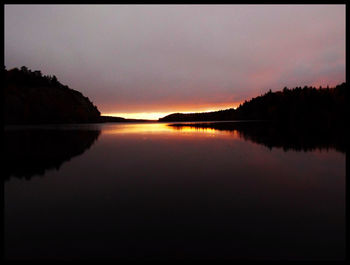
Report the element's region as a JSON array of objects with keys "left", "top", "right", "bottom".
[
  {"left": 233, "top": 83, "right": 346, "bottom": 126},
  {"left": 4, "top": 66, "right": 101, "bottom": 124},
  {"left": 159, "top": 83, "right": 347, "bottom": 127}
]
